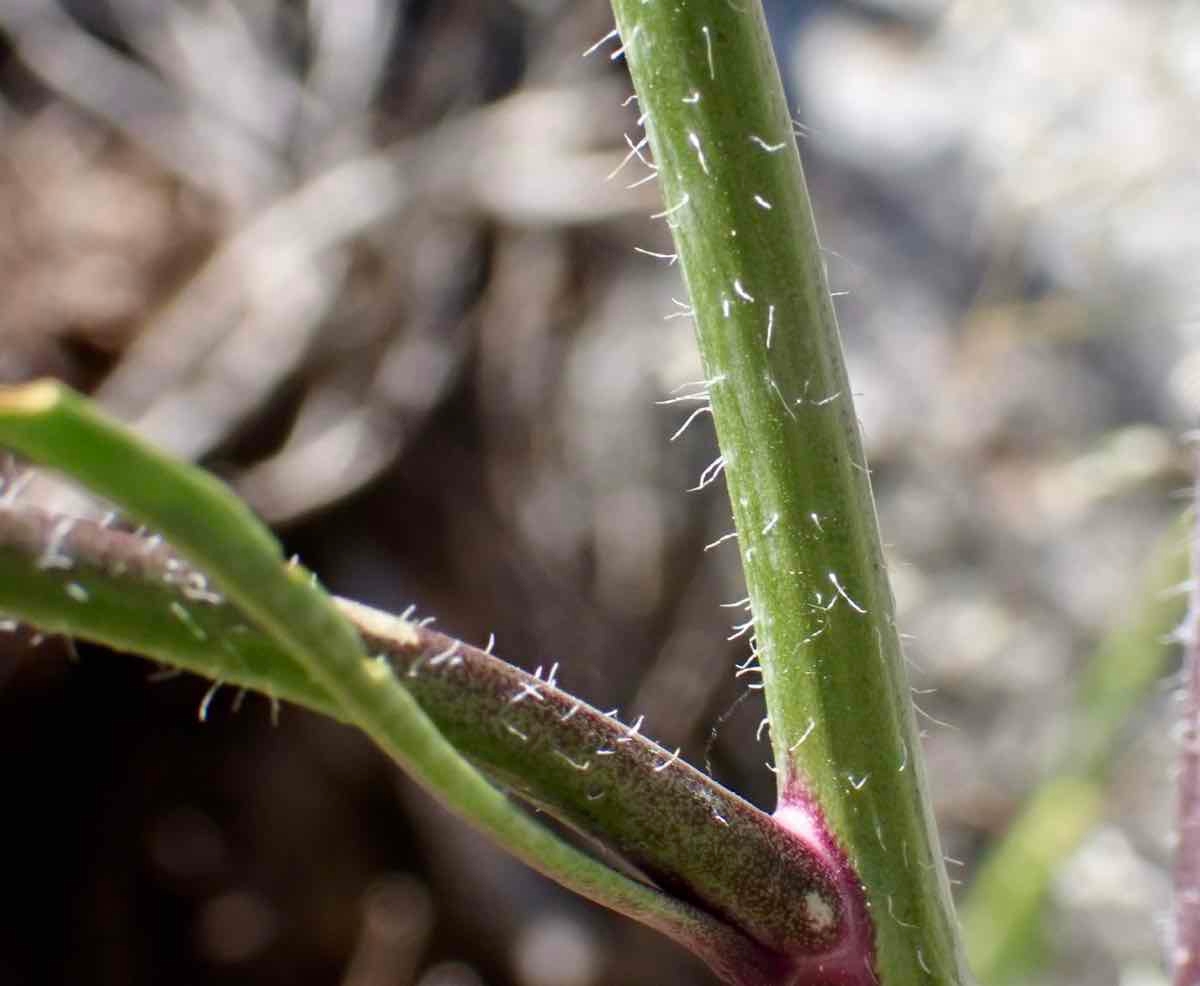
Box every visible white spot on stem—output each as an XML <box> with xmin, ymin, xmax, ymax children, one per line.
<box><xmin>805</xmin><ymin>891</ymin><xmax>836</xmax><ymax>934</ymax></box>
<box><xmin>654</xmin><ymin>747</ymin><xmax>682</xmax><ymax>771</ymax></box>
<box><xmin>687</xmin><ymin>132</ymin><xmax>710</xmax><ymax>175</ymax></box>
<box><xmin>170</xmin><ymin>602</ymin><xmax>208</xmax><ymax>641</ymax></box>
<box><xmin>800</xmin><ymin>618</ymin><xmax>828</xmax><ymax>645</ymax></box>
<box><xmin>828</xmin><ymin>572</ymin><xmax>867</xmax><ymax>614</ymax></box>
<box><xmin>651</xmin><ymin>192</ymin><xmax>690</xmax><ymax>220</ymax></box>
<box><xmin>617</xmin><ymin>715</ymin><xmax>645</xmax><ymax>743</ymax></box>
<box><xmin>789</xmin><ymin>718</ymin><xmax>816</xmax><ymax>751</ymax></box>
<box><xmin>916</xmin><ymin>948</ymin><xmax>932</xmax><ymax>976</ymax></box>
<box><xmin>887</xmin><ymin>895</ymin><xmax>919</xmax><ymax>929</ymax></box>
<box><xmin>554</xmin><ymin>751</ymin><xmax>591</xmax><ymax>771</ymax></box>
<box><xmin>749</xmin><ymin>135</ymin><xmax>786</xmax><ymax>152</ymax></box>
<box><xmin>39</xmin><ymin>517</ymin><xmax>75</xmax><ymax>571</ymax></box>
<box><xmin>768</xmin><ymin>376</ymin><xmax>797</xmax><ymax>420</ymax></box>
<box><xmin>183</xmin><ymin>572</ymin><xmax>222</xmax><ymax>605</ymax></box>
<box><xmin>429</xmin><ymin>643</ymin><xmax>459</xmax><ymax>667</ymax></box>
<box><xmin>510</xmin><ymin>680</ymin><xmax>545</xmax><ymax>704</ymax></box>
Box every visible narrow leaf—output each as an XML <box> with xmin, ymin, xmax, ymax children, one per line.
<box><xmin>0</xmin><ymin>502</ymin><xmax>853</xmax><ymax>977</ymax></box>
<box><xmin>0</xmin><ymin>382</ymin><xmax>776</xmax><ymax>984</ymax></box>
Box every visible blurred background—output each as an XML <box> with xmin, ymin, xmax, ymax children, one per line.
<box><xmin>0</xmin><ymin>0</ymin><xmax>1197</xmax><ymax>984</ymax></box>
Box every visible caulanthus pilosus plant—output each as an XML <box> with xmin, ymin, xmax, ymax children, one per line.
<box><xmin>0</xmin><ymin>1</ymin><xmax>963</xmax><ymax>982</ymax></box>
<box><xmin>0</xmin><ymin>2</ymin><xmax>1192</xmax><ymax>986</ymax></box>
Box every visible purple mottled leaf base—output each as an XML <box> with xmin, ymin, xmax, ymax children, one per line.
<box><xmin>773</xmin><ymin>780</ymin><xmax>877</xmax><ymax>986</ymax></box>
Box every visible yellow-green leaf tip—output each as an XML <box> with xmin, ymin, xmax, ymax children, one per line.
<box><xmin>0</xmin><ymin>380</ymin><xmax>63</xmax><ymax>415</ymax></box>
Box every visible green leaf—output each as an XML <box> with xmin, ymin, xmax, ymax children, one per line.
<box><xmin>0</xmin><ymin>381</ymin><xmax>777</xmax><ymax>985</ymax></box>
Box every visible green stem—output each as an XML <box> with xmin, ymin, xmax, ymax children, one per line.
<box><xmin>607</xmin><ymin>2</ymin><xmax>969</xmax><ymax>983</ymax></box>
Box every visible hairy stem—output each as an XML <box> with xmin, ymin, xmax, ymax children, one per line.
<box><xmin>606</xmin><ymin>1</ymin><xmax>969</xmax><ymax>982</ymax></box>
